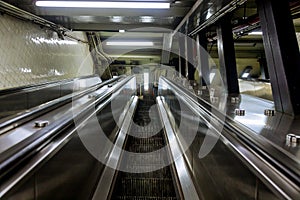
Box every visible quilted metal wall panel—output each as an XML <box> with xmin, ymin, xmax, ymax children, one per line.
<box><xmin>0</xmin><ymin>15</ymin><xmax>94</xmax><ymax>90</ymax></box>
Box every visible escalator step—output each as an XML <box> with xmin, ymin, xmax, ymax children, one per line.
<box><xmin>111</xmin><ymin>94</ymin><xmax>177</xmax><ymax>200</ymax></box>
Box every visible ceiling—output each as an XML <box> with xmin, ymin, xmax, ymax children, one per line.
<box><xmin>2</xmin><ymin>0</ymin><xmax>300</xmax><ymax>61</ymax></box>
<box><xmin>4</xmin><ymin>0</ymin><xmax>197</xmax><ymax>31</ymax></box>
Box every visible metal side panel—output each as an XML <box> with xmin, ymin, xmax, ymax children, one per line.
<box><xmin>156</xmin><ymin>96</ymin><xmax>200</xmax><ymax>200</ymax></box>
<box><xmin>92</xmin><ymin>96</ymin><xmax>138</xmax><ymax>200</ymax></box>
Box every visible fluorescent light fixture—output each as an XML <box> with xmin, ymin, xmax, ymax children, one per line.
<box><xmin>144</xmin><ymin>72</ymin><xmax>149</xmax><ymax>91</ymax></box>
<box><xmin>119</xmin><ymin>30</ymin><xmax>125</xmax><ymax>33</ymax></box>
<box><xmin>249</xmin><ymin>31</ymin><xmax>263</xmax><ymax>35</ymax></box>
<box><xmin>35</xmin><ymin>1</ymin><xmax>170</xmax><ymax>9</ymax></box>
<box><xmin>110</xmin><ymin>16</ymin><xmax>123</xmax><ymax>23</ymax></box>
<box><xmin>110</xmin><ymin>55</ymin><xmax>160</xmax><ymax>58</ymax></box>
<box><xmin>140</xmin><ymin>16</ymin><xmax>155</xmax><ymax>23</ymax></box>
<box><xmin>106</xmin><ymin>41</ymin><xmax>154</xmax><ymax>46</ymax></box>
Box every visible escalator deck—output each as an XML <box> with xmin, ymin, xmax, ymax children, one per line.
<box><xmin>111</xmin><ymin>94</ymin><xmax>178</xmax><ymax>200</ymax></box>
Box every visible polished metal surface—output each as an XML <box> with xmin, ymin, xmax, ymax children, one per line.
<box><xmin>0</xmin><ymin>76</ymin><xmax>134</xmax><ymax>168</ymax></box>
<box><xmin>158</xmin><ymin>76</ymin><xmax>300</xmax><ymax>199</ymax></box>
<box><xmin>92</xmin><ymin>96</ymin><xmax>138</xmax><ymax>200</ymax></box>
<box><xmin>0</xmin><ymin>76</ymin><xmax>137</xmax><ymax>199</ymax></box>
<box><xmin>0</xmin><ymin>75</ymin><xmax>101</xmax><ymax>119</ymax></box>
<box><xmin>156</xmin><ymin>96</ymin><xmax>200</xmax><ymax>200</ymax></box>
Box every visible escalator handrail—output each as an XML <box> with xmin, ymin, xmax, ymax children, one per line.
<box><xmin>92</xmin><ymin>96</ymin><xmax>138</xmax><ymax>200</ymax></box>
<box><xmin>161</xmin><ymin>77</ymin><xmax>300</xmax><ymax>180</ymax></box>
<box><xmin>0</xmin><ymin>76</ymin><xmax>134</xmax><ymax>180</ymax></box>
<box><xmin>159</xmin><ymin>76</ymin><xmax>300</xmax><ymax>200</ymax></box>
<box><xmin>0</xmin><ymin>90</ymin><xmax>137</xmax><ymax>198</ymax></box>
<box><xmin>156</xmin><ymin>96</ymin><xmax>200</xmax><ymax>200</ymax></box>
<box><xmin>0</xmin><ymin>76</ymin><xmax>122</xmax><ymax>135</ymax></box>
<box><xmin>0</xmin><ymin>75</ymin><xmax>98</xmax><ymax>96</ymax></box>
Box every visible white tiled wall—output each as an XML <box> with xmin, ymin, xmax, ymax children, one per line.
<box><xmin>0</xmin><ymin>15</ymin><xmax>94</xmax><ymax>90</ymax></box>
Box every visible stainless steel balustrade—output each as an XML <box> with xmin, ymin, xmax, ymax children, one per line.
<box><xmin>0</xmin><ymin>76</ymin><xmax>136</xmax><ymax>199</ymax></box>
<box><xmin>158</xmin><ymin>76</ymin><xmax>300</xmax><ymax>200</ymax></box>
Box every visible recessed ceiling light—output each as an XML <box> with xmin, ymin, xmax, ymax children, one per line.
<box><xmin>106</xmin><ymin>41</ymin><xmax>154</xmax><ymax>46</ymax></box>
<box><xmin>119</xmin><ymin>30</ymin><xmax>125</xmax><ymax>33</ymax></box>
<box><xmin>35</xmin><ymin>1</ymin><xmax>170</xmax><ymax>9</ymax></box>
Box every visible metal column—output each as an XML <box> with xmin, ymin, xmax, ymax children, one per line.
<box><xmin>198</xmin><ymin>32</ymin><xmax>210</xmax><ymax>86</ymax></box>
<box><xmin>257</xmin><ymin>0</ymin><xmax>300</xmax><ymax>115</ymax></box>
<box><xmin>178</xmin><ymin>34</ymin><xmax>186</xmax><ymax>78</ymax></box>
<box><xmin>187</xmin><ymin>36</ymin><xmax>196</xmax><ymax>81</ymax></box>
<box><xmin>217</xmin><ymin>15</ymin><xmax>240</xmax><ymax>95</ymax></box>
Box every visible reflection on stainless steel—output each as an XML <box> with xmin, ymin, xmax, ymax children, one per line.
<box><xmin>239</xmin><ymin>79</ymin><xmax>273</xmax><ymax>101</ymax></box>
<box><xmin>158</xmin><ymin>76</ymin><xmax>300</xmax><ymax>200</ymax></box>
<box><xmin>0</xmin><ymin>77</ymin><xmax>126</xmax><ymax>154</ymax></box>
<box><xmin>92</xmin><ymin>96</ymin><xmax>138</xmax><ymax>200</ymax></box>
<box><xmin>157</xmin><ymin>96</ymin><xmax>200</xmax><ymax>200</ymax></box>
<box><xmin>0</xmin><ymin>76</ymin><xmax>137</xmax><ymax>199</ymax></box>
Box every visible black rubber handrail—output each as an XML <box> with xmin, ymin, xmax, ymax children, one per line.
<box><xmin>0</xmin><ymin>76</ymin><xmax>134</xmax><ymax>180</ymax></box>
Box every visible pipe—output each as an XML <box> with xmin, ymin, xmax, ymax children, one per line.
<box><xmin>0</xmin><ymin>1</ymin><xmax>86</xmax><ymax>43</ymax></box>
<box><xmin>189</xmin><ymin>0</ymin><xmax>247</xmax><ymax>36</ymax></box>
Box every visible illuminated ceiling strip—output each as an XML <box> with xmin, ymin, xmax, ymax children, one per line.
<box><xmin>35</xmin><ymin>1</ymin><xmax>170</xmax><ymax>9</ymax></box>
<box><xmin>249</xmin><ymin>31</ymin><xmax>263</xmax><ymax>35</ymax></box>
<box><xmin>106</xmin><ymin>41</ymin><xmax>154</xmax><ymax>46</ymax></box>
<box><xmin>110</xmin><ymin>55</ymin><xmax>160</xmax><ymax>58</ymax></box>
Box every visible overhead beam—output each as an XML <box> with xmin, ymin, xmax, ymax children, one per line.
<box><xmin>33</xmin><ymin>7</ymin><xmax>189</xmax><ymax>17</ymax></box>
<box><xmin>173</xmin><ymin>0</ymin><xmax>203</xmax><ymax>34</ymax></box>
<box><xmin>58</xmin><ymin>23</ymin><xmax>173</xmax><ymax>31</ymax></box>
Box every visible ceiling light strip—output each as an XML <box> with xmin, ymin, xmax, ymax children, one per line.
<box><xmin>106</xmin><ymin>41</ymin><xmax>154</xmax><ymax>46</ymax></box>
<box><xmin>35</xmin><ymin>1</ymin><xmax>170</xmax><ymax>9</ymax></box>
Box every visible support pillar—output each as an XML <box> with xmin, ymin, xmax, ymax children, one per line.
<box><xmin>178</xmin><ymin>34</ymin><xmax>186</xmax><ymax>77</ymax></box>
<box><xmin>187</xmin><ymin>36</ymin><xmax>196</xmax><ymax>80</ymax></box>
<box><xmin>257</xmin><ymin>0</ymin><xmax>300</xmax><ymax>115</ymax></box>
<box><xmin>217</xmin><ymin>15</ymin><xmax>240</xmax><ymax>95</ymax></box>
<box><xmin>198</xmin><ymin>32</ymin><xmax>210</xmax><ymax>86</ymax></box>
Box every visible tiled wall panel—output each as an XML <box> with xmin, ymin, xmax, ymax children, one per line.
<box><xmin>0</xmin><ymin>15</ymin><xmax>94</xmax><ymax>90</ymax></box>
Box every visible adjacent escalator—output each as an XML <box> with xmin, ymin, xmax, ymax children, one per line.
<box><xmin>110</xmin><ymin>94</ymin><xmax>178</xmax><ymax>200</ymax></box>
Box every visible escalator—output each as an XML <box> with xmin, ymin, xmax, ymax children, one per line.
<box><xmin>1</xmin><ymin>75</ymin><xmax>298</xmax><ymax>200</ymax></box>
<box><xmin>110</xmin><ymin>94</ymin><xmax>178</xmax><ymax>200</ymax></box>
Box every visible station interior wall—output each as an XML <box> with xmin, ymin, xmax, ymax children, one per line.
<box><xmin>0</xmin><ymin>15</ymin><xmax>94</xmax><ymax>90</ymax></box>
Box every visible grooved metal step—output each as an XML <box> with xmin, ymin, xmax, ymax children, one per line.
<box><xmin>111</xmin><ymin>94</ymin><xmax>177</xmax><ymax>200</ymax></box>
